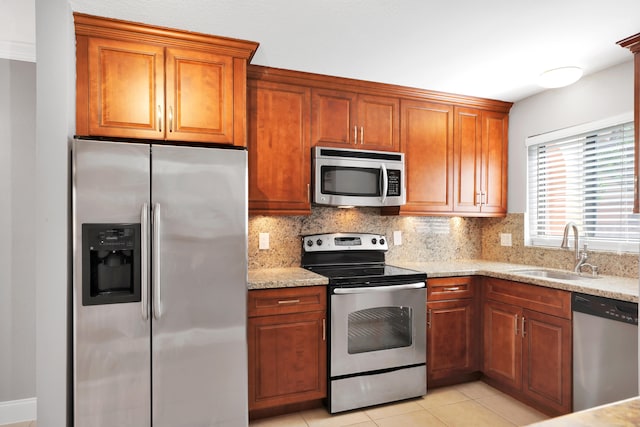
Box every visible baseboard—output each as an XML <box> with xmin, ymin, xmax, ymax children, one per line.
<box><xmin>0</xmin><ymin>398</ymin><xmax>37</xmax><ymax>425</ymax></box>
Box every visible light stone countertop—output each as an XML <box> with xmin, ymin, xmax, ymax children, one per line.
<box><xmin>248</xmin><ymin>259</ymin><xmax>639</xmax><ymax>302</ymax></box>
<box><xmin>526</xmin><ymin>397</ymin><xmax>640</xmax><ymax>427</ymax></box>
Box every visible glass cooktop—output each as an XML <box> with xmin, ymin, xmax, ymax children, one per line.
<box><xmin>305</xmin><ymin>264</ymin><xmax>426</xmax><ymax>286</ymax></box>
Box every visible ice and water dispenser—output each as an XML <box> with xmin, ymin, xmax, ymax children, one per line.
<box><xmin>82</xmin><ymin>223</ymin><xmax>142</xmax><ymax>305</ymax></box>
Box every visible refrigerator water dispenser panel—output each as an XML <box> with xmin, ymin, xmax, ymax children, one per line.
<box><xmin>82</xmin><ymin>223</ymin><xmax>141</xmax><ymax>305</ymax></box>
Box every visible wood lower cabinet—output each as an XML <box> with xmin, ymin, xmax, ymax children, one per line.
<box><xmin>74</xmin><ymin>13</ymin><xmax>258</xmax><ymax>145</ymax></box>
<box><xmin>427</xmin><ymin>277</ymin><xmax>479</xmax><ymax>386</ymax></box>
<box><xmin>483</xmin><ymin>278</ymin><xmax>572</xmax><ymax>416</ymax></box>
<box><xmin>311</xmin><ymin>88</ymin><xmax>400</xmax><ymax>151</ymax></box>
<box><xmin>247</xmin><ymin>287</ymin><xmax>327</xmax><ymax>413</ymax></box>
<box><xmin>247</xmin><ymin>78</ymin><xmax>311</xmax><ymax>215</ymax></box>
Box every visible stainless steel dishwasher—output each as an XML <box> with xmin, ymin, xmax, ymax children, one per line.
<box><xmin>572</xmin><ymin>292</ymin><xmax>638</xmax><ymax>411</ymax></box>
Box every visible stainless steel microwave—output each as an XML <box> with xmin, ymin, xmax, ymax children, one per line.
<box><xmin>313</xmin><ymin>147</ymin><xmax>406</xmax><ymax>207</ymax></box>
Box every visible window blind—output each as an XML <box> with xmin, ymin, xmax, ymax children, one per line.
<box><xmin>527</xmin><ymin>119</ymin><xmax>638</xmax><ymax>252</ymax></box>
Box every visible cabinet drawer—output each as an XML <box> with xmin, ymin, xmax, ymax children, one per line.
<box><xmin>428</xmin><ymin>276</ymin><xmax>475</xmax><ymax>301</ymax></box>
<box><xmin>483</xmin><ymin>278</ymin><xmax>571</xmax><ymax>319</ymax></box>
<box><xmin>248</xmin><ymin>286</ymin><xmax>326</xmax><ymax>317</ymax></box>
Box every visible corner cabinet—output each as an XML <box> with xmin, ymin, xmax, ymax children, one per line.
<box><xmin>618</xmin><ymin>33</ymin><xmax>640</xmax><ymax>213</ymax></box>
<box><xmin>247</xmin><ymin>287</ymin><xmax>327</xmax><ymax>414</ymax></box>
<box><xmin>453</xmin><ymin>108</ymin><xmax>509</xmax><ymax>216</ymax></box>
<box><xmin>426</xmin><ymin>277</ymin><xmax>480</xmax><ymax>386</ymax></box>
<box><xmin>74</xmin><ymin>13</ymin><xmax>258</xmax><ymax>145</ymax></box>
<box><xmin>482</xmin><ymin>278</ymin><xmax>572</xmax><ymax>416</ymax></box>
<box><xmin>247</xmin><ymin>75</ymin><xmax>312</xmax><ymax>215</ymax></box>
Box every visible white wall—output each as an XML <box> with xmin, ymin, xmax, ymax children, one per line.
<box><xmin>508</xmin><ymin>60</ymin><xmax>634</xmax><ymax>213</ymax></box>
<box><xmin>0</xmin><ymin>57</ymin><xmax>37</xmax><ymax>404</ymax></box>
<box><xmin>0</xmin><ymin>0</ymin><xmax>35</xmax><ymax>61</ymax></box>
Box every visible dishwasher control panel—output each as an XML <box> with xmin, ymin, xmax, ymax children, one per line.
<box><xmin>572</xmin><ymin>292</ymin><xmax>638</xmax><ymax>325</ymax></box>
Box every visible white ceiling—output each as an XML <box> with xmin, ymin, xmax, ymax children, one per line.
<box><xmin>9</xmin><ymin>1</ymin><xmax>640</xmax><ymax>102</ymax></box>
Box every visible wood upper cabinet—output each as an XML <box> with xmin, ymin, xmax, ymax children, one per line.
<box><xmin>396</xmin><ymin>100</ymin><xmax>454</xmax><ymax>214</ymax></box>
<box><xmin>248</xmin><ymin>78</ymin><xmax>311</xmax><ymax>215</ymax></box>
<box><xmin>453</xmin><ymin>107</ymin><xmax>509</xmax><ymax>215</ymax></box>
<box><xmin>482</xmin><ymin>278</ymin><xmax>572</xmax><ymax>416</ymax></box>
<box><xmin>426</xmin><ymin>277</ymin><xmax>479</xmax><ymax>385</ymax></box>
<box><xmin>311</xmin><ymin>88</ymin><xmax>400</xmax><ymax>151</ymax></box>
<box><xmin>247</xmin><ymin>287</ymin><xmax>327</xmax><ymax>412</ymax></box>
<box><xmin>618</xmin><ymin>33</ymin><xmax>640</xmax><ymax>213</ymax></box>
<box><xmin>74</xmin><ymin>13</ymin><xmax>258</xmax><ymax>145</ymax></box>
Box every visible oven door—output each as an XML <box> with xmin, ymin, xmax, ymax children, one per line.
<box><xmin>330</xmin><ymin>282</ymin><xmax>426</xmax><ymax>377</ymax></box>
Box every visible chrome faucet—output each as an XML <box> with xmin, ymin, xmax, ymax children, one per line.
<box><xmin>560</xmin><ymin>222</ymin><xmax>589</xmax><ymax>273</ymax></box>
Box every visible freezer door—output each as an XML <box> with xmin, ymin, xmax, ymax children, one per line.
<box><xmin>151</xmin><ymin>145</ymin><xmax>248</xmax><ymax>426</ymax></box>
<box><xmin>72</xmin><ymin>139</ymin><xmax>151</xmax><ymax>426</ymax></box>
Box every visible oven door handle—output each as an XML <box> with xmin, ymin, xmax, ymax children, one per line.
<box><xmin>333</xmin><ymin>282</ymin><xmax>425</xmax><ymax>294</ymax></box>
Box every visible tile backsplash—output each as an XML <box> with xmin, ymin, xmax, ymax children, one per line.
<box><xmin>249</xmin><ymin>209</ymin><xmax>639</xmax><ymax>278</ymax></box>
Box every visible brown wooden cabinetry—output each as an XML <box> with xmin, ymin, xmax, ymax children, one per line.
<box><xmin>618</xmin><ymin>33</ymin><xmax>640</xmax><ymax>213</ymax></box>
<box><xmin>426</xmin><ymin>277</ymin><xmax>480</xmax><ymax>386</ymax></box>
<box><xmin>453</xmin><ymin>108</ymin><xmax>509</xmax><ymax>216</ymax></box>
<box><xmin>312</xmin><ymin>89</ymin><xmax>400</xmax><ymax>151</ymax></box>
<box><xmin>247</xmin><ymin>78</ymin><xmax>312</xmax><ymax>215</ymax></box>
<box><xmin>74</xmin><ymin>13</ymin><xmax>258</xmax><ymax>145</ymax></box>
<box><xmin>247</xmin><ymin>287</ymin><xmax>327</xmax><ymax>413</ymax></box>
<box><xmin>482</xmin><ymin>278</ymin><xmax>572</xmax><ymax>416</ymax></box>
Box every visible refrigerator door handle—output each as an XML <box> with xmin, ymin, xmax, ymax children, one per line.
<box><xmin>141</xmin><ymin>203</ymin><xmax>149</xmax><ymax>321</ymax></box>
<box><xmin>152</xmin><ymin>203</ymin><xmax>163</xmax><ymax>319</ymax></box>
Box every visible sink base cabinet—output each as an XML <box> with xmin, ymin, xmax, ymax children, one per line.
<box><xmin>427</xmin><ymin>277</ymin><xmax>480</xmax><ymax>387</ymax></box>
<box><xmin>247</xmin><ymin>287</ymin><xmax>327</xmax><ymax>416</ymax></box>
<box><xmin>482</xmin><ymin>278</ymin><xmax>572</xmax><ymax>416</ymax></box>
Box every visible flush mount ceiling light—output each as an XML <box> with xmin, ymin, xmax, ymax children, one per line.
<box><xmin>537</xmin><ymin>66</ymin><xmax>583</xmax><ymax>88</ymax></box>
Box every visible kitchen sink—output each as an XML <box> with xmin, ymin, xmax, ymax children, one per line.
<box><xmin>510</xmin><ymin>268</ymin><xmax>600</xmax><ymax>281</ymax></box>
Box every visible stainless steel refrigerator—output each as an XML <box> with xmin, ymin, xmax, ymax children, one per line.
<box><xmin>71</xmin><ymin>139</ymin><xmax>248</xmax><ymax>426</ymax></box>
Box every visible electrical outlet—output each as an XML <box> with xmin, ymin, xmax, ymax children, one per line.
<box><xmin>500</xmin><ymin>233</ymin><xmax>512</xmax><ymax>247</ymax></box>
<box><xmin>393</xmin><ymin>230</ymin><xmax>402</xmax><ymax>246</ymax></box>
<box><xmin>259</xmin><ymin>233</ymin><xmax>270</xmax><ymax>250</ymax></box>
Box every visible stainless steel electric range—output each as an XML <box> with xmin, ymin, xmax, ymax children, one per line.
<box><xmin>302</xmin><ymin>232</ymin><xmax>427</xmax><ymax>413</ymax></box>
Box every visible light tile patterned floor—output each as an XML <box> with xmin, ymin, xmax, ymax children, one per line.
<box><xmin>0</xmin><ymin>421</ymin><xmax>36</xmax><ymax>427</ymax></box>
<box><xmin>250</xmin><ymin>381</ymin><xmax>550</xmax><ymax>427</ymax></box>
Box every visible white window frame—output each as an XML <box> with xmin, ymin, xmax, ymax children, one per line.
<box><xmin>525</xmin><ymin>112</ymin><xmax>638</xmax><ymax>253</ymax></box>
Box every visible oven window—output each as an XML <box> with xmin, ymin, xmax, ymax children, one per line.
<box><xmin>347</xmin><ymin>306</ymin><xmax>412</xmax><ymax>354</ymax></box>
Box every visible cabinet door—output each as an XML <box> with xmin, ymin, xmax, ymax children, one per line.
<box><xmin>427</xmin><ymin>298</ymin><xmax>478</xmax><ymax>382</ymax></box>
<box><xmin>247</xmin><ymin>311</ymin><xmax>327</xmax><ymax>410</ymax></box>
<box><xmin>480</xmin><ymin>111</ymin><xmax>508</xmax><ymax>214</ymax></box>
<box><xmin>483</xmin><ymin>300</ymin><xmax>522</xmax><ymax>391</ymax></box>
<box><xmin>399</xmin><ymin>100</ymin><xmax>453</xmax><ymax>214</ymax></box>
<box><xmin>453</xmin><ymin>107</ymin><xmax>482</xmax><ymax>213</ymax></box>
<box><xmin>522</xmin><ymin>309</ymin><xmax>572</xmax><ymax>414</ymax></box>
<box><xmin>356</xmin><ymin>94</ymin><xmax>400</xmax><ymax>151</ymax></box>
<box><xmin>165</xmin><ymin>47</ymin><xmax>235</xmax><ymax>144</ymax></box>
<box><xmin>248</xmin><ymin>80</ymin><xmax>312</xmax><ymax>215</ymax></box>
<box><xmin>311</xmin><ymin>89</ymin><xmax>357</xmax><ymax>147</ymax></box>
<box><xmin>85</xmin><ymin>37</ymin><xmax>165</xmax><ymax>139</ymax></box>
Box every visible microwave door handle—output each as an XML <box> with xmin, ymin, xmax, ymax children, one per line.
<box><xmin>380</xmin><ymin>163</ymin><xmax>388</xmax><ymax>203</ymax></box>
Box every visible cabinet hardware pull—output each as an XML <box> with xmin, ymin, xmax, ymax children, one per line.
<box><xmin>354</xmin><ymin>125</ymin><xmax>357</xmax><ymax>144</ymax></box>
<box><xmin>169</xmin><ymin>106</ymin><xmax>173</xmax><ymax>132</ymax></box>
<box><xmin>514</xmin><ymin>314</ymin><xmax>519</xmax><ymax>336</ymax></box>
<box><xmin>482</xmin><ymin>191</ymin><xmax>487</xmax><ymax>206</ymax></box>
<box><xmin>157</xmin><ymin>105</ymin><xmax>162</xmax><ymax>132</ymax></box>
<box><xmin>307</xmin><ymin>183</ymin><xmax>310</xmax><ymax>202</ymax></box>
<box><xmin>521</xmin><ymin>316</ymin><xmax>526</xmax><ymax>337</ymax></box>
<box><xmin>427</xmin><ymin>309</ymin><xmax>432</xmax><ymax>329</ymax></box>
<box><xmin>442</xmin><ymin>287</ymin><xmax>460</xmax><ymax>292</ymax></box>
<box><xmin>360</xmin><ymin>126</ymin><xmax>364</xmax><ymax>144</ymax></box>
<box><xmin>277</xmin><ymin>299</ymin><xmax>300</xmax><ymax>305</ymax></box>
<box><xmin>476</xmin><ymin>192</ymin><xmax>481</xmax><ymax>205</ymax></box>
<box><xmin>322</xmin><ymin>318</ymin><xmax>326</xmax><ymax>341</ymax></box>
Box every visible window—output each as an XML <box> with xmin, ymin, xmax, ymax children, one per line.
<box><xmin>526</xmin><ymin>113</ymin><xmax>638</xmax><ymax>252</ymax></box>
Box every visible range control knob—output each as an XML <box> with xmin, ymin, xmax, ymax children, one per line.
<box><xmin>371</xmin><ymin>238</ymin><xmax>377</xmax><ymax>245</ymax></box>
<box><xmin>316</xmin><ymin>239</ymin><xmax>323</xmax><ymax>246</ymax></box>
<box><xmin>306</xmin><ymin>239</ymin><xmax>313</xmax><ymax>247</ymax></box>
<box><xmin>379</xmin><ymin>238</ymin><xmax>385</xmax><ymax>245</ymax></box>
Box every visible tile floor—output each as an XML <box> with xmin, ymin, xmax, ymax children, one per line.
<box><xmin>0</xmin><ymin>422</ymin><xmax>36</xmax><ymax>427</ymax></box>
<box><xmin>249</xmin><ymin>381</ymin><xmax>550</xmax><ymax>427</ymax></box>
